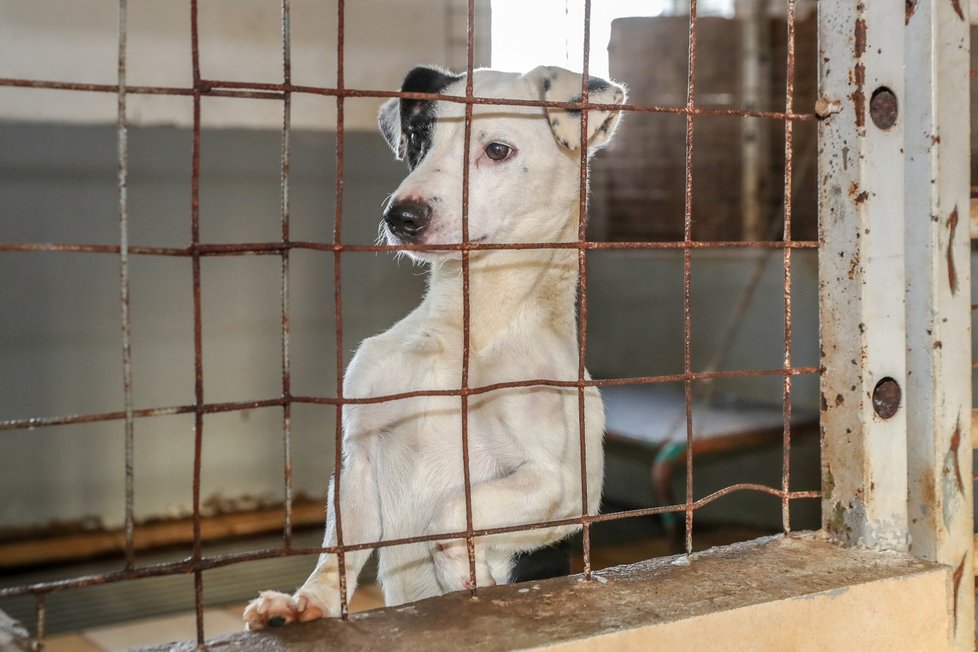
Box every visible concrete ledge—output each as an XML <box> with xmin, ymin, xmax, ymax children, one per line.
<box><xmin>144</xmin><ymin>533</ymin><xmax>952</xmax><ymax>651</ymax></box>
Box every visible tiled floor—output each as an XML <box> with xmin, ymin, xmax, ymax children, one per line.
<box><xmin>42</xmin><ymin>585</ymin><xmax>386</xmax><ymax>651</ymax></box>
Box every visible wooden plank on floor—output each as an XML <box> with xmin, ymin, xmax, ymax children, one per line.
<box><xmin>0</xmin><ymin>502</ymin><xmax>325</xmax><ymax>569</ymax></box>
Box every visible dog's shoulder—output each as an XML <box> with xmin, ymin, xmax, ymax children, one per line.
<box><xmin>345</xmin><ymin>314</ymin><xmax>455</xmax><ymax>395</ymax></box>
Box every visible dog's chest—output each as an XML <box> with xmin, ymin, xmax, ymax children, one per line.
<box><xmin>344</xmin><ymin>326</ymin><xmax>550</xmax><ymax>446</ymax></box>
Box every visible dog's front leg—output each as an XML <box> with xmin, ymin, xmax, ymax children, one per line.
<box><xmin>243</xmin><ymin>442</ymin><xmax>380</xmax><ymax>629</ymax></box>
<box><xmin>431</xmin><ymin>463</ymin><xmax>572</xmax><ymax>592</ymax></box>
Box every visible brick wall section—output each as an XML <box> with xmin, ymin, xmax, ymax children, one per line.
<box><xmin>590</xmin><ymin>16</ymin><xmax>817</xmax><ymax>243</ymax></box>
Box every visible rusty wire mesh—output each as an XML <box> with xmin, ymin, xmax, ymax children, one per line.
<box><xmin>0</xmin><ymin>0</ymin><xmax>821</xmax><ymax>645</ymax></box>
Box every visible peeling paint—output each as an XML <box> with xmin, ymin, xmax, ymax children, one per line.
<box><xmin>840</xmin><ymin>499</ymin><xmax>909</xmax><ymax>550</ymax></box>
<box><xmin>829</xmin><ymin>502</ymin><xmax>847</xmax><ymax>535</ymax></box>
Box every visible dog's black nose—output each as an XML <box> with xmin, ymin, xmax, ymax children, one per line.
<box><xmin>384</xmin><ymin>200</ymin><xmax>432</xmax><ymax>240</ymax></box>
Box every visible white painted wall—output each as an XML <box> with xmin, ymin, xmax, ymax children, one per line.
<box><xmin>0</xmin><ymin>0</ymin><xmax>490</xmax><ymax>130</ymax></box>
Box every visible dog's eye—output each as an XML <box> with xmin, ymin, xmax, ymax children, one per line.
<box><xmin>485</xmin><ymin>142</ymin><xmax>513</xmax><ymax>161</ymax></box>
<box><xmin>408</xmin><ymin>131</ymin><xmax>423</xmax><ymax>150</ymax></box>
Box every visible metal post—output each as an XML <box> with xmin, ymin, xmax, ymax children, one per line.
<box><xmin>904</xmin><ymin>0</ymin><xmax>973</xmax><ymax>648</ymax></box>
<box><xmin>817</xmin><ymin>1</ymin><xmax>909</xmax><ymax>551</ymax></box>
<box><xmin>740</xmin><ymin>0</ymin><xmax>770</xmax><ymax>241</ymax></box>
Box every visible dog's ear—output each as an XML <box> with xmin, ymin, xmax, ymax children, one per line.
<box><xmin>378</xmin><ymin>98</ymin><xmax>403</xmax><ymax>159</ymax></box>
<box><xmin>526</xmin><ymin>66</ymin><xmax>627</xmax><ymax>154</ymax></box>
<box><xmin>378</xmin><ymin>66</ymin><xmax>463</xmax><ymax>161</ymax></box>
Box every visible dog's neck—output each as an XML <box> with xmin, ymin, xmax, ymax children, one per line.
<box><xmin>424</xmin><ymin>204</ymin><xmax>582</xmax><ymax>355</ymax></box>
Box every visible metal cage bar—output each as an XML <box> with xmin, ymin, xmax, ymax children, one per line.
<box><xmin>332</xmin><ymin>0</ymin><xmax>350</xmax><ymax>622</ymax></box>
<box><xmin>577</xmin><ymin>0</ymin><xmax>594</xmax><ymax>577</ymax></box>
<box><xmin>459</xmin><ymin>0</ymin><xmax>479</xmax><ymax>594</ymax></box>
<box><xmin>115</xmin><ymin>0</ymin><xmax>136</xmax><ymax>572</ymax></box>
<box><xmin>780</xmin><ymin>0</ymin><xmax>797</xmax><ymax>533</ymax></box>
<box><xmin>279</xmin><ymin>0</ymin><xmax>296</xmax><ymax>552</ymax></box>
<box><xmin>0</xmin><ymin>1</ymin><xmax>825</xmax><ymax>643</ymax></box>
<box><xmin>681</xmin><ymin>0</ymin><xmax>700</xmax><ymax>558</ymax></box>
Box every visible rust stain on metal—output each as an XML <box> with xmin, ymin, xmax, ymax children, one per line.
<box><xmin>852</xmin><ymin>64</ymin><xmax>866</xmax><ymax>128</ymax></box>
<box><xmin>947</xmin><ymin>422</ymin><xmax>964</xmax><ymax>493</ymax></box>
<box><xmin>952</xmin><ymin>555</ymin><xmax>966</xmax><ymax>628</ymax></box>
<box><xmin>919</xmin><ymin>467</ymin><xmax>936</xmax><ymax>514</ymax></box>
<box><xmin>854</xmin><ymin>19</ymin><xmax>867</xmax><ymax>57</ymax></box>
<box><xmin>950</xmin><ymin>0</ymin><xmax>965</xmax><ymax>21</ymax></box>
<box><xmin>847</xmin><ymin>252</ymin><xmax>859</xmax><ymax>280</ymax></box>
<box><xmin>946</xmin><ymin>207</ymin><xmax>958</xmax><ymax>295</ymax></box>
<box><xmin>905</xmin><ymin>0</ymin><xmax>918</xmax><ymax>23</ymax></box>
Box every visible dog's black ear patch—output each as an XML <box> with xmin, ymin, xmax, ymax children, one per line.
<box><xmin>377</xmin><ymin>66</ymin><xmax>463</xmax><ymax>167</ymax></box>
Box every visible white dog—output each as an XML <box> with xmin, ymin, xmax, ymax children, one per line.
<box><xmin>243</xmin><ymin>65</ymin><xmax>625</xmax><ymax>629</ymax></box>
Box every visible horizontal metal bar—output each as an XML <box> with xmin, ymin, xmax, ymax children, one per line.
<box><xmin>0</xmin><ymin>240</ymin><xmax>820</xmax><ymax>258</ymax></box>
<box><xmin>0</xmin><ymin>77</ymin><xmax>817</xmax><ymax>122</ymax></box>
<box><xmin>0</xmin><ymin>367</ymin><xmax>820</xmax><ymax>431</ymax></box>
<box><xmin>0</xmin><ymin>484</ymin><xmax>820</xmax><ymax>599</ymax></box>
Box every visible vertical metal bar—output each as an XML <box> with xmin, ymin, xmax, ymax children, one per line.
<box><xmin>818</xmin><ymin>0</ymin><xmax>909</xmax><ymax>551</ymax></box>
<box><xmin>332</xmin><ymin>0</ymin><xmax>349</xmax><ymax>620</ymax></box>
<box><xmin>460</xmin><ymin>0</ymin><xmax>478</xmax><ymax>595</ymax></box>
<box><xmin>189</xmin><ymin>0</ymin><xmax>206</xmax><ymax>644</ymax></box>
<box><xmin>116</xmin><ymin>0</ymin><xmax>136</xmax><ymax>570</ymax></box>
<box><xmin>576</xmin><ymin>0</ymin><xmax>593</xmax><ymax>581</ymax></box>
<box><xmin>34</xmin><ymin>595</ymin><xmax>45</xmax><ymax>648</ymax></box>
<box><xmin>682</xmin><ymin>0</ymin><xmax>699</xmax><ymax>557</ymax></box>
<box><xmin>904</xmin><ymin>0</ymin><xmax>973</xmax><ymax>647</ymax></box>
<box><xmin>740</xmin><ymin>0</ymin><xmax>770</xmax><ymax>241</ymax></box>
<box><xmin>780</xmin><ymin>0</ymin><xmax>796</xmax><ymax>532</ymax></box>
<box><xmin>279</xmin><ymin>0</ymin><xmax>294</xmax><ymax>551</ymax></box>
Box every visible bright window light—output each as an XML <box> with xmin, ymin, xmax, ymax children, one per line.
<box><xmin>491</xmin><ymin>0</ymin><xmax>667</xmax><ymax>79</ymax></box>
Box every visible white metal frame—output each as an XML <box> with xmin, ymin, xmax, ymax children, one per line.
<box><xmin>819</xmin><ymin>1</ymin><xmax>973</xmax><ymax>649</ymax></box>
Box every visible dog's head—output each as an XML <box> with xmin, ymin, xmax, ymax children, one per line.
<box><xmin>377</xmin><ymin>65</ymin><xmax>626</xmax><ymax>261</ymax></box>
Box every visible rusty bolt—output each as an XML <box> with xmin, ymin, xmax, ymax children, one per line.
<box><xmin>815</xmin><ymin>97</ymin><xmax>842</xmax><ymax>119</ymax></box>
<box><xmin>869</xmin><ymin>87</ymin><xmax>898</xmax><ymax>130</ymax></box>
<box><xmin>872</xmin><ymin>377</ymin><xmax>901</xmax><ymax>419</ymax></box>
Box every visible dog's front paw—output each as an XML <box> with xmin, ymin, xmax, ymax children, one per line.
<box><xmin>432</xmin><ymin>540</ymin><xmax>495</xmax><ymax>592</ymax></box>
<box><xmin>242</xmin><ymin>587</ymin><xmax>337</xmax><ymax>630</ymax></box>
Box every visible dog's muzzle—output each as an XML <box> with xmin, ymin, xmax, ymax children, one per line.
<box><xmin>384</xmin><ymin>200</ymin><xmax>432</xmax><ymax>242</ymax></box>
